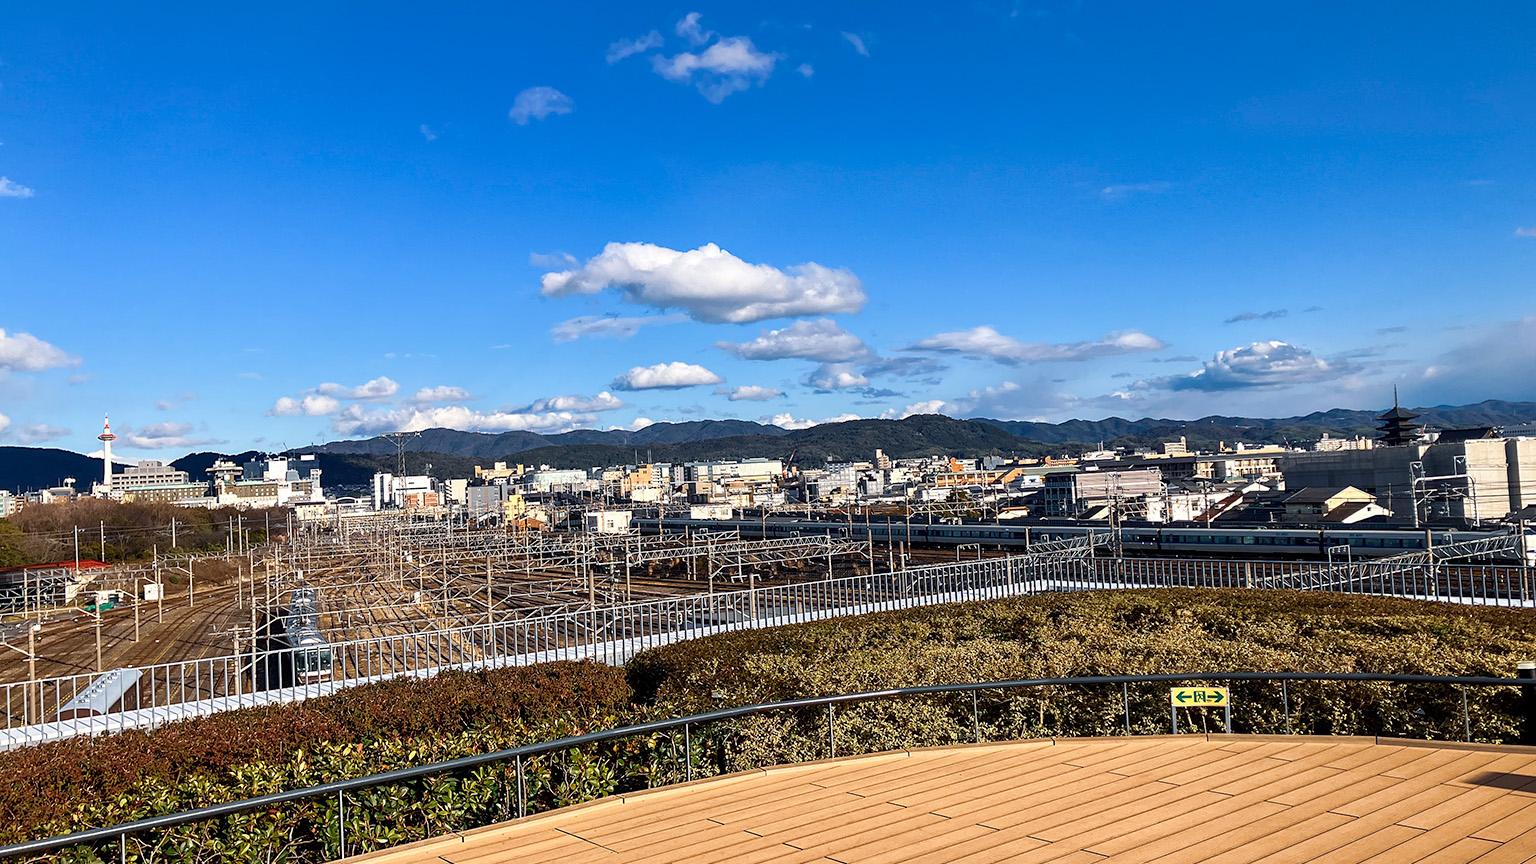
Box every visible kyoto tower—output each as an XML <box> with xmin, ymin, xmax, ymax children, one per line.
<box><xmin>97</xmin><ymin>414</ymin><xmax>116</xmax><ymax>493</ymax></box>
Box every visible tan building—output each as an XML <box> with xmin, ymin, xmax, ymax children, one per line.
<box><xmin>1281</xmin><ymin>486</ymin><xmax>1386</xmax><ymax>523</ymax></box>
<box><xmin>1281</xmin><ymin>436</ymin><xmax>1536</xmax><ymax>523</ymax></box>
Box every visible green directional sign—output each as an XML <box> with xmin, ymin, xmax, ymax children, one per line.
<box><xmin>1170</xmin><ymin>687</ymin><xmax>1229</xmax><ymax>708</ymax></box>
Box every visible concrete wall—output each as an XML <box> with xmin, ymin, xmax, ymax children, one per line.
<box><xmin>1282</xmin><ymin>437</ymin><xmax>1536</xmax><ymax>522</ymax></box>
<box><xmin>1509</xmin><ymin>439</ymin><xmax>1536</xmax><ymax>513</ymax></box>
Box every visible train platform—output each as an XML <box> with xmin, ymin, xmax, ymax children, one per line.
<box><xmin>343</xmin><ymin>734</ymin><xmax>1536</xmax><ymax>864</ymax></box>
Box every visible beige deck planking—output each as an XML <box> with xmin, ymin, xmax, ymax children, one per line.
<box><xmin>341</xmin><ymin>736</ymin><xmax>1536</xmax><ymax>864</ymax></box>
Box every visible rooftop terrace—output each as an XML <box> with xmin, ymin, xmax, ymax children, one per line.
<box><xmin>346</xmin><ymin>735</ymin><xmax>1536</xmax><ymax>864</ymax></box>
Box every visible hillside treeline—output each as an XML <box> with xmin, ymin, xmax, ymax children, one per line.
<box><xmin>0</xmin><ymin>500</ymin><xmax>290</xmax><ymax>567</ymax></box>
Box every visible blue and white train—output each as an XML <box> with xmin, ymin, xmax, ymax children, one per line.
<box><xmin>256</xmin><ymin>587</ymin><xmax>333</xmax><ymax>689</ymax></box>
<box><xmin>633</xmin><ymin>516</ymin><xmax>1531</xmax><ymax>562</ymax></box>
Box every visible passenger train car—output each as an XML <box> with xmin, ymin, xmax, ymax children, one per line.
<box><xmin>634</xmin><ymin>516</ymin><xmax>1529</xmax><ymax>562</ymax></box>
<box><xmin>255</xmin><ymin>587</ymin><xmax>334</xmax><ymax>690</ymax></box>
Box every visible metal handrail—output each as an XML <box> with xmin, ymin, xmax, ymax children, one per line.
<box><xmin>1</xmin><ymin>670</ymin><xmax>1532</xmax><ymax>860</ymax></box>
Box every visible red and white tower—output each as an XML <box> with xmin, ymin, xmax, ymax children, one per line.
<box><xmin>97</xmin><ymin>414</ymin><xmax>116</xmax><ymax>494</ymax></box>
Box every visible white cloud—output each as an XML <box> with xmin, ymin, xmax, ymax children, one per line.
<box><xmin>608</xmin><ymin>30</ymin><xmax>663</xmax><ymax>63</ymax></box>
<box><xmin>529</xmin><ymin>250</ymin><xmax>579</xmax><ymax>269</ymax></box>
<box><xmin>1153</xmin><ymin>341</ymin><xmax>1356</xmax><ymax>391</ymax></box>
<box><xmin>1517</xmin><ymin>227</ymin><xmax>1536</xmax><ymax>238</ymax></box>
<box><xmin>897</xmin><ymin>379</ymin><xmax>1089</xmax><ymax>421</ymax></box>
<box><xmin>720</xmin><ymin>385</ymin><xmax>784</xmax><ymax>401</ymax></box>
<box><xmin>550</xmin><ymin>313</ymin><xmax>687</xmax><ymax>342</ymax></box>
<box><xmin>1408</xmin><ymin>315</ymin><xmax>1536</xmax><ymax>403</ymax></box>
<box><xmin>406</xmin><ymin>386</ymin><xmax>473</xmax><ymax>405</ymax></box>
<box><xmin>611</xmin><ymin>361</ymin><xmax>725</xmax><ymax>391</ymax></box>
<box><xmin>1225</xmin><ymin>309</ymin><xmax>1288</xmax><ymax>324</ymax></box>
<box><xmin>523</xmin><ymin>391</ymin><xmax>626</xmax><ymax>413</ymax></box>
<box><xmin>0</xmin><ymin>178</ymin><xmax>34</xmax><ymax>199</ymax></box>
<box><xmin>316</xmin><ymin>376</ymin><xmax>399</xmax><ymax>401</ymax></box>
<box><xmin>768</xmin><ymin>412</ymin><xmax>861</xmax><ymax>430</ymax></box>
<box><xmin>653</xmin><ymin>35</ymin><xmax>781</xmax><ymax>102</ymax></box>
<box><xmin>270</xmin><ymin>395</ymin><xmax>341</xmax><ymax>417</ymax></box>
<box><xmin>675</xmin><ymin>12</ymin><xmax>714</xmax><ymax>46</ymax></box>
<box><xmin>889</xmin><ymin>400</ymin><xmax>948</xmax><ymax>419</ymax></box>
<box><xmin>509</xmin><ymin>87</ymin><xmax>574</xmax><ymax>125</ymax></box>
<box><xmin>797</xmin><ymin>63</ymin><xmax>814</xmax><ymax>78</ymax></box>
<box><xmin>806</xmin><ymin>362</ymin><xmax>869</xmax><ymax>390</ymax></box>
<box><xmin>768</xmin><ymin>413</ymin><xmax>815</xmax><ymax>430</ymax></box>
<box><xmin>1100</xmin><ymin>181</ymin><xmax>1174</xmax><ymax>199</ymax></box>
<box><xmin>419</xmin><ymin>124</ymin><xmax>437</xmax><ymax>141</ymax></box>
<box><xmin>541</xmin><ymin>242</ymin><xmax>866</xmax><ymax>324</ymax></box>
<box><xmin>610</xmin><ymin>416</ymin><xmax>657</xmax><ymax>432</ymax></box>
<box><xmin>118</xmin><ymin>421</ymin><xmax>223</xmax><ymax>451</ymax></box>
<box><xmin>0</xmin><ymin>329</ymin><xmax>80</xmax><ymax>373</ymax></box>
<box><xmin>0</xmin><ymin>413</ymin><xmax>8</xmax><ymax>436</ymax></box>
<box><xmin>841</xmin><ymin>32</ymin><xmax>869</xmax><ymax>56</ymax></box>
<box><xmin>716</xmin><ymin>319</ymin><xmax>871</xmax><ymax>363</ymax></box>
<box><xmin>906</xmin><ymin>326</ymin><xmax>1166</xmax><ymax>364</ymax></box>
<box><xmin>331</xmin><ymin>404</ymin><xmax>598</xmax><ymax>437</ymax></box>
<box><xmin>14</xmin><ymin>423</ymin><xmax>70</xmax><ymax>444</ymax></box>
<box><xmin>155</xmin><ymin>393</ymin><xmax>199</xmax><ymax>412</ymax></box>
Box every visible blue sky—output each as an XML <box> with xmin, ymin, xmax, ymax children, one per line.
<box><xmin>1</xmin><ymin>2</ymin><xmax>1534</xmax><ymax>456</ymax></box>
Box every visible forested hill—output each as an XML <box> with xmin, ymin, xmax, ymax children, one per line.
<box><xmin>7</xmin><ymin>401</ymin><xmax>1536</xmax><ymax>494</ymax></box>
<box><xmin>0</xmin><ymin>447</ymin><xmax>105</xmax><ymax>494</ymax></box>
<box><xmin>304</xmin><ymin>400</ymin><xmax>1536</xmax><ymax>460</ymax></box>
<box><xmin>295</xmin><ymin>415</ymin><xmax>1048</xmax><ymax>485</ymax></box>
<box><xmin>975</xmin><ymin>399</ymin><xmax>1536</xmax><ymax>448</ymax></box>
<box><xmin>307</xmin><ymin>419</ymin><xmax>789</xmax><ymax>458</ymax></box>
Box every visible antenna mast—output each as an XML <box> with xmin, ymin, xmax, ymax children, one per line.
<box><xmin>382</xmin><ymin>431</ymin><xmax>421</xmax><ymax>477</ymax></box>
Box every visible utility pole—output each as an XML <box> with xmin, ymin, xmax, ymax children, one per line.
<box><xmin>28</xmin><ymin>623</ymin><xmax>38</xmax><ymax>723</ymax></box>
<box><xmin>94</xmin><ymin>609</ymin><xmax>103</xmax><ymax>673</ymax></box>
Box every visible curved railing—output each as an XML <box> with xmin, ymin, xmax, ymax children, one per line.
<box><xmin>1</xmin><ymin>670</ymin><xmax>1533</xmax><ymax>861</ymax></box>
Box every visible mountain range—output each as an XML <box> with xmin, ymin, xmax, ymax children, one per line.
<box><xmin>4</xmin><ymin>401</ymin><xmax>1535</xmax><ymax>493</ymax></box>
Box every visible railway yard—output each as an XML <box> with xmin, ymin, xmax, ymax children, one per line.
<box><xmin>0</xmin><ymin>515</ymin><xmax>1531</xmax><ymax>742</ymax></box>
<box><xmin>0</xmin><ymin>520</ymin><xmax>895</xmax><ymax>686</ymax></box>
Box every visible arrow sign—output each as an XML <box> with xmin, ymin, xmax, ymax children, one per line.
<box><xmin>1170</xmin><ymin>686</ymin><xmax>1230</xmax><ymax>708</ymax></box>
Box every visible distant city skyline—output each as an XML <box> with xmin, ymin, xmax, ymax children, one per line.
<box><xmin>2</xmin><ymin>3</ymin><xmax>1534</xmax><ymax>455</ymax></box>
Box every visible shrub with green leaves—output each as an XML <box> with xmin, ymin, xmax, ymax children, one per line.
<box><xmin>7</xmin><ymin>589</ymin><xmax>1536</xmax><ymax>862</ymax></box>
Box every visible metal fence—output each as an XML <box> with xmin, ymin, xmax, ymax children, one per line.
<box><xmin>3</xmin><ymin>551</ymin><xmax>1533</xmax><ymax>747</ymax></box>
<box><xmin>1</xmin><ymin>670</ymin><xmax>1532</xmax><ymax>862</ymax></box>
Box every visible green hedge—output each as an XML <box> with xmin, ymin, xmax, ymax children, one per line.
<box><xmin>8</xmin><ymin>589</ymin><xmax>1536</xmax><ymax>862</ymax></box>
<box><xmin>0</xmin><ymin>662</ymin><xmax>637</xmax><ymax>860</ymax></box>
<box><xmin>629</xmin><ymin>589</ymin><xmax>1536</xmax><ymax>776</ymax></box>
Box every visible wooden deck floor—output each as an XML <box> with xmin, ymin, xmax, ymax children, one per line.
<box><xmin>344</xmin><ymin>735</ymin><xmax>1536</xmax><ymax>864</ymax></box>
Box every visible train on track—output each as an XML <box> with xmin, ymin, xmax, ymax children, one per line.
<box><xmin>634</xmin><ymin>516</ymin><xmax>1533</xmax><ymax>562</ymax></box>
<box><xmin>255</xmin><ymin>587</ymin><xmax>333</xmax><ymax>689</ymax></box>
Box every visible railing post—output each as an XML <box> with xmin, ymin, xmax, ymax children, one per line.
<box><xmin>1462</xmin><ymin>687</ymin><xmax>1472</xmax><ymax>742</ymax></box>
<box><xmin>515</xmin><ymin>754</ymin><xmax>525</xmax><ymax>818</ymax></box>
<box><xmin>684</xmin><ymin>723</ymin><xmax>692</xmax><ymax>782</ymax></box>
<box><xmin>1520</xmin><ymin>661</ymin><xmax>1536</xmax><ymax>746</ymax></box>
<box><xmin>971</xmin><ymin>689</ymin><xmax>980</xmax><ymax>743</ymax></box>
<box><xmin>1123</xmin><ymin>682</ymin><xmax>1131</xmax><ymax>735</ymax></box>
<box><xmin>1282</xmin><ymin>680</ymin><xmax>1291</xmax><ymax>734</ymax></box>
<box><xmin>828</xmin><ymin>704</ymin><xmax>836</xmax><ymax>758</ymax></box>
<box><xmin>337</xmin><ymin>790</ymin><xmax>345</xmax><ymax>858</ymax></box>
